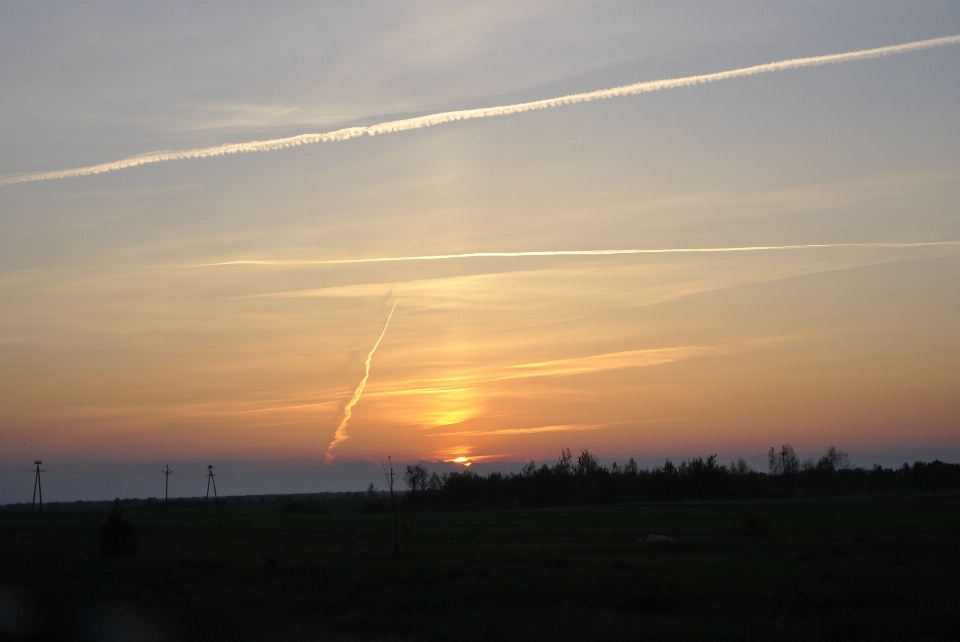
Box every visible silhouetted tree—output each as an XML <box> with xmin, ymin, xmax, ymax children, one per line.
<box><xmin>97</xmin><ymin>498</ymin><xmax>137</xmax><ymax>557</ymax></box>
<box><xmin>817</xmin><ymin>446</ymin><xmax>852</xmax><ymax>471</ymax></box>
<box><xmin>404</xmin><ymin>463</ymin><xmax>429</xmax><ymax>503</ymax></box>
<box><xmin>574</xmin><ymin>449</ymin><xmax>601</xmax><ymax>476</ymax></box>
<box><xmin>400</xmin><ymin>449</ymin><xmax>960</xmax><ymax>510</ymax></box>
<box><xmin>357</xmin><ymin>483</ymin><xmax>389</xmax><ymax>513</ymax></box>
<box><xmin>768</xmin><ymin>445</ymin><xmax>800</xmax><ymax>475</ymax></box>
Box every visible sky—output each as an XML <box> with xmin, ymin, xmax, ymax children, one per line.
<box><xmin>2</xmin><ymin>1</ymin><xmax>959</xmax><ymax>502</ymax></box>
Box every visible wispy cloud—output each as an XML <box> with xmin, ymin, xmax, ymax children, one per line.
<box><xmin>503</xmin><ymin>347</ymin><xmax>711</xmax><ymax>379</ymax></box>
<box><xmin>4</xmin><ymin>34</ymin><xmax>957</xmax><ymax>186</ymax></box>
<box><xmin>366</xmin><ymin>346</ymin><xmax>712</xmax><ymax>398</ymax></box>
<box><xmin>430</xmin><ymin>418</ymin><xmax>681</xmax><ymax>438</ymax></box>
<box><xmin>430</xmin><ymin>423</ymin><xmax>608</xmax><ymax>437</ymax></box>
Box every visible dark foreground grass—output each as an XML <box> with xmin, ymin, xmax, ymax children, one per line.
<box><xmin>2</xmin><ymin>494</ymin><xmax>959</xmax><ymax>641</ymax></box>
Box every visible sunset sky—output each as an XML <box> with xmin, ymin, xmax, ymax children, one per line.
<box><xmin>2</xmin><ymin>2</ymin><xmax>959</xmax><ymax>501</ymax></box>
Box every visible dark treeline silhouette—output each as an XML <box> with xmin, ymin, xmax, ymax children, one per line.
<box><xmin>401</xmin><ymin>446</ymin><xmax>960</xmax><ymax>510</ymax></box>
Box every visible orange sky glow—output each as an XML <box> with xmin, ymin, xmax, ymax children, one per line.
<box><xmin>2</xmin><ymin>6</ymin><xmax>959</xmax><ymax>488</ymax></box>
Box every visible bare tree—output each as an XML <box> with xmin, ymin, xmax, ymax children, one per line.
<box><xmin>767</xmin><ymin>447</ymin><xmax>780</xmax><ymax>475</ymax></box>
<box><xmin>404</xmin><ymin>464</ymin><xmax>429</xmax><ymax>503</ymax></box>
<box><xmin>817</xmin><ymin>446</ymin><xmax>852</xmax><ymax>471</ymax></box>
<box><xmin>768</xmin><ymin>445</ymin><xmax>800</xmax><ymax>475</ymax></box>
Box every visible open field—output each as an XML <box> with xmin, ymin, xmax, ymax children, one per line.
<box><xmin>2</xmin><ymin>494</ymin><xmax>959</xmax><ymax>641</ymax></box>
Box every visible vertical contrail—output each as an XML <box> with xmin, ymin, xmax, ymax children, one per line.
<box><xmin>325</xmin><ymin>299</ymin><xmax>399</xmax><ymax>463</ymax></box>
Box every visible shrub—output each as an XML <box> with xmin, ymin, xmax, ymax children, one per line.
<box><xmin>357</xmin><ymin>484</ymin><xmax>390</xmax><ymax>514</ymax></box>
<box><xmin>278</xmin><ymin>500</ymin><xmax>330</xmax><ymax>515</ymax></box>
<box><xmin>741</xmin><ymin>510</ymin><xmax>772</xmax><ymax>540</ymax></box>
<box><xmin>97</xmin><ymin>499</ymin><xmax>137</xmax><ymax>557</ymax></box>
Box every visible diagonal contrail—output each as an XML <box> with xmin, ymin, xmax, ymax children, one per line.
<box><xmin>3</xmin><ymin>34</ymin><xmax>959</xmax><ymax>187</ymax></box>
<box><xmin>324</xmin><ymin>299</ymin><xmax>398</xmax><ymax>463</ymax></box>
<box><xmin>195</xmin><ymin>241</ymin><xmax>960</xmax><ymax>268</ymax></box>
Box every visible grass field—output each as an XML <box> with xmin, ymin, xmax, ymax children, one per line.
<box><xmin>2</xmin><ymin>494</ymin><xmax>959</xmax><ymax>641</ymax></box>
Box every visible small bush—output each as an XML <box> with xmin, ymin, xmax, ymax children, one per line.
<box><xmin>279</xmin><ymin>500</ymin><xmax>330</xmax><ymax>515</ymax></box>
<box><xmin>357</xmin><ymin>485</ymin><xmax>390</xmax><ymax>514</ymax></box>
<box><xmin>742</xmin><ymin>510</ymin><xmax>772</xmax><ymax>540</ymax></box>
<box><xmin>97</xmin><ymin>499</ymin><xmax>138</xmax><ymax>557</ymax></box>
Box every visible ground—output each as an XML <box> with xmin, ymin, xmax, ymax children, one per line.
<box><xmin>1</xmin><ymin>493</ymin><xmax>958</xmax><ymax>641</ymax></box>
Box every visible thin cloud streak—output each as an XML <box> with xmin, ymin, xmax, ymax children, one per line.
<box><xmin>3</xmin><ymin>35</ymin><xmax>958</xmax><ymax>186</ymax></box>
<box><xmin>430</xmin><ymin>418</ymin><xmax>680</xmax><ymax>438</ymax></box>
<box><xmin>430</xmin><ymin>423</ymin><xmax>609</xmax><ymax>438</ymax></box>
<box><xmin>503</xmin><ymin>347</ymin><xmax>712</xmax><ymax>379</ymax></box>
<box><xmin>324</xmin><ymin>299</ymin><xmax>398</xmax><ymax>463</ymax></box>
<box><xmin>197</xmin><ymin>242</ymin><xmax>960</xmax><ymax>268</ymax></box>
<box><xmin>366</xmin><ymin>346</ymin><xmax>712</xmax><ymax>399</ymax></box>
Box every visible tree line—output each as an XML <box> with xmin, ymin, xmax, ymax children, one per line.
<box><xmin>397</xmin><ymin>446</ymin><xmax>960</xmax><ymax>510</ymax></box>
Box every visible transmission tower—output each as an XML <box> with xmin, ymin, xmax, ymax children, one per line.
<box><xmin>205</xmin><ymin>465</ymin><xmax>219</xmax><ymax>513</ymax></box>
<box><xmin>31</xmin><ymin>461</ymin><xmax>43</xmax><ymax>513</ymax></box>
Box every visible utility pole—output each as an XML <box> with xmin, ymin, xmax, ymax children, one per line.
<box><xmin>205</xmin><ymin>465</ymin><xmax>219</xmax><ymax>513</ymax></box>
<box><xmin>163</xmin><ymin>464</ymin><xmax>172</xmax><ymax>506</ymax></box>
<box><xmin>32</xmin><ymin>461</ymin><xmax>43</xmax><ymax>513</ymax></box>
<box><xmin>383</xmin><ymin>456</ymin><xmax>399</xmax><ymax>561</ymax></box>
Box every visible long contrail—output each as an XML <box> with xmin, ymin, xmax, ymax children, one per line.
<box><xmin>196</xmin><ymin>241</ymin><xmax>960</xmax><ymax>268</ymax></box>
<box><xmin>3</xmin><ymin>34</ymin><xmax>958</xmax><ymax>187</ymax></box>
<box><xmin>324</xmin><ymin>299</ymin><xmax>398</xmax><ymax>463</ymax></box>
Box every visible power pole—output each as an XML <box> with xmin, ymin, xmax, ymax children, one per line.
<box><xmin>205</xmin><ymin>465</ymin><xmax>219</xmax><ymax>513</ymax></box>
<box><xmin>383</xmin><ymin>456</ymin><xmax>399</xmax><ymax>561</ymax></box>
<box><xmin>163</xmin><ymin>464</ymin><xmax>172</xmax><ymax>506</ymax></box>
<box><xmin>32</xmin><ymin>461</ymin><xmax>43</xmax><ymax>513</ymax></box>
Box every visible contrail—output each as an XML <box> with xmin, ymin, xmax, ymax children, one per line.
<box><xmin>196</xmin><ymin>241</ymin><xmax>960</xmax><ymax>267</ymax></box>
<box><xmin>3</xmin><ymin>34</ymin><xmax>958</xmax><ymax>186</ymax></box>
<box><xmin>324</xmin><ymin>299</ymin><xmax>398</xmax><ymax>463</ymax></box>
